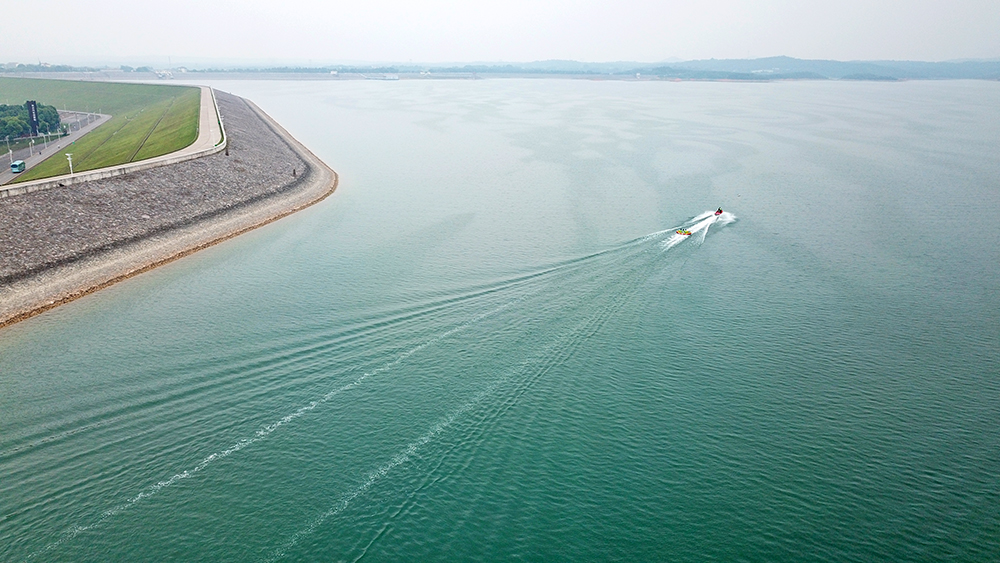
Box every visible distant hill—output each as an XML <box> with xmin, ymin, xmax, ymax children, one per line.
<box><xmin>663</xmin><ymin>56</ymin><xmax>1000</xmax><ymax>79</ymax></box>
<box><xmin>337</xmin><ymin>57</ymin><xmax>1000</xmax><ymax>80</ymax></box>
<box><xmin>411</xmin><ymin>57</ymin><xmax>1000</xmax><ymax>79</ymax></box>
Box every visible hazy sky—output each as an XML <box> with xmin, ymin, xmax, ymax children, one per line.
<box><xmin>5</xmin><ymin>0</ymin><xmax>999</xmax><ymax>65</ymax></box>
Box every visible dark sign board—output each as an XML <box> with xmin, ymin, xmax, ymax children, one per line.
<box><xmin>27</xmin><ymin>100</ymin><xmax>39</xmax><ymax>136</ymax></box>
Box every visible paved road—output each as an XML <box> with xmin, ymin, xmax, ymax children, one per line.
<box><xmin>0</xmin><ymin>85</ymin><xmax>222</xmax><ymax>187</ymax></box>
<box><xmin>0</xmin><ymin>112</ymin><xmax>109</xmax><ymax>185</ymax></box>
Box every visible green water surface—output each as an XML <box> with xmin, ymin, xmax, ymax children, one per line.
<box><xmin>2</xmin><ymin>79</ymin><xmax>998</xmax><ymax>562</ymax></box>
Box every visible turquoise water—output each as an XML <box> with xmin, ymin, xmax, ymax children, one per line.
<box><xmin>2</xmin><ymin>79</ymin><xmax>999</xmax><ymax>561</ymax></box>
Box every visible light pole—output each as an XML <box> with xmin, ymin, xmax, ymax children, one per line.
<box><xmin>4</xmin><ymin>136</ymin><xmax>10</xmax><ymax>164</ymax></box>
<box><xmin>29</xmin><ymin>139</ymin><xmax>34</xmax><ymax>157</ymax></box>
<box><xmin>65</xmin><ymin>153</ymin><xmax>73</xmax><ymax>175</ymax></box>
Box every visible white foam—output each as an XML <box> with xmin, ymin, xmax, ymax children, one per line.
<box><xmin>657</xmin><ymin>210</ymin><xmax>735</xmax><ymax>250</ymax></box>
<box><xmin>661</xmin><ymin>233</ymin><xmax>688</xmax><ymax>249</ymax></box>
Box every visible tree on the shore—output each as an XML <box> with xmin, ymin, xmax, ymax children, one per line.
<box><xmin>0</xmin><ymin>102</ymin><xmax>61</xmax><ymax>138</ymax></box>
<box><xmin>36</xmin><ymin>104</ymin><xmax>61</xmax><ymax>133</ymax></box>
<box><xmin>1</xmin><ymin>116</ymin><xmax>29</xmax><ymax>138</ymax></box>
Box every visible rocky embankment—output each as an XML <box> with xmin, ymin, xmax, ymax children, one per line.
<box><xmin>0</xmin><ymin>91</ymin><xmax>337</xmax><ymax>327</ymax></box>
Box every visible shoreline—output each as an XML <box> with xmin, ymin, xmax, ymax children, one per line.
<box><xmin>0</xmin><ymin>96</ymin><xmax>338</xmax><ymax>330</ymax></box>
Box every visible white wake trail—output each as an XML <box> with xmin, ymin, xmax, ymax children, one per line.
<box><xmin>29</xmin><ymin>294</ymin><xmax>529</xmax><ymax>560</ymax></box>
<box><xmin>659</xmin><ymin>210</ymin><xmax>735</xmax><ymax>250</ymax></box>
<box><xmin>260</xmin><ymin>377</ymin><xmax>503</xmax><ymax>562</ymax></box>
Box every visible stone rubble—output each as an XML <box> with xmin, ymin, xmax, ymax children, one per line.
<box><xmin>0</xmin><ymin>91</ymin><xmax>309</xmax><ymax>284</ymax></box>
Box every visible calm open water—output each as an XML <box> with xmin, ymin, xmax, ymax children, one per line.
<box><xmin>1</xmin><ymin>79</ymin><xmax>998</xmax><ymax>562</ymax></box>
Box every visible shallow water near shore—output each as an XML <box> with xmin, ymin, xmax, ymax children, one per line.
<box><xmin>2</xmin><ymin>79</ymin><xmax>999</xmax><ymax>561</ymax></box>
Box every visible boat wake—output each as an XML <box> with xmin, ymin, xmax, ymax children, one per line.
<box><xmin>22</xmin><ymin>208</ymin><xmax>736</xmax><ymax>561</ymax></box>
<box><xmin>660</xmin><ymin>210</ymin><xmax>736</xmax><ymax>250</ymax></box>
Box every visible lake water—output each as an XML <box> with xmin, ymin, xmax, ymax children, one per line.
<box><xmin>2</xmin><ymin>79</ymin><xmax>998</xmax><ymax>561</ymax></box>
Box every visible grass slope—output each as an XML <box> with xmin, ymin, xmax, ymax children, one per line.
<box><xmin>0</xmin><ymin>78</ymin><xmax>200</xmax><ymax>182</ymax></box>
<box><xmin>132</xmin><ymin>88</ymin><xmax>200</xmax><ymax>162</ymax></box>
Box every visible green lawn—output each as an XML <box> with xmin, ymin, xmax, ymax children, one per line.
<box><xmin>132</xmin><ymin>88</ymin><xmax>201</xmax><ymax>162</ymax></box>
<box><xmin>0</xmin><ymin>78</ymin><xmax>201</xmax><ymax>182</ymax></box>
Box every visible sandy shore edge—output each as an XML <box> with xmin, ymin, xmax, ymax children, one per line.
<box><xmin>0</xmin><ymin>99</ymin><xmax>338</xmax><ymax>330</ymax></box>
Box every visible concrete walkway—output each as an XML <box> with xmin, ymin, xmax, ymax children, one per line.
<box><xmin>0</xmin><ymin>86</ymin><xmax>225</xmax><ymax>197</ymax></box>
<box><xmin>173</xmin><ymin>86</ymin><xmax>224</xmax><ymax>157</ymax></box>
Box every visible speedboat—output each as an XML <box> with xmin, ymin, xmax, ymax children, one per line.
<box><xmin>676</xmin><ymin>229</ymin><xmax>692</xmax><ymax>236</ymax></box>
<box><xmin>714</xmin><ymin>208</ymin><xmax>723</xmax><ymax>216</ymax></box>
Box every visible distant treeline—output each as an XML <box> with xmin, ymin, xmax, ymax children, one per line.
<box><xmin>2</xmin><ymin>63</ymin><xmax>101</xmax><ymax>73</ymax></box>
<box><xmin>654</xmin><ymin>56</ymin><xmax>1000</xmax><ymax>80</ymax></box>
<box><xmin>187</xmin><ymin>57</ymin><xmax>1000</xmax><ymax>80</ymax></box>
<box><xmin>189</xmin><ymin>64</ymin><xmax>649</xmax><ymax>75</ymax></box>
<box><xmin>187</xmin><ymin>64</ymin><xmax>806</xmax><ymax>77</ymax></box>
<box><xmin>202</xmin><ymin>66</ymin><xmax>404</xmax><ymax>74</ymax></box>
<box><xmin>0</xmin><ymin>102</ymin><xmax>61</xmax><ymax>138</ymax></box>
<box><xmin>642</xmin><ymin>67</ymin><xmax>827</xmax><ymax>80</ymax></box>
<box><xmin>7</xmin><ymin>57</ymin><xmax>1000</xmax><ymax>81</ymax></box>
<box><xmin>840</xmin><ymin>73</ymin><xmax>898</xmax><ymax>81</ymax></box>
